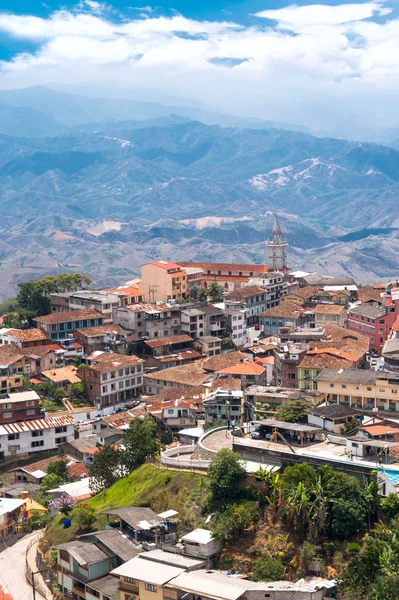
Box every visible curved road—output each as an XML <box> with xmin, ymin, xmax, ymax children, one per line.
<box><xmin>0</xmin><ymin>532</ymin><xmax>45</xmax><ymax>600</ymax></box>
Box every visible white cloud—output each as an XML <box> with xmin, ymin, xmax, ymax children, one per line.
<box><xmin>0</xmin><ymin>1</ymin><xmax>399</xmax><ymax>132</ymax></box>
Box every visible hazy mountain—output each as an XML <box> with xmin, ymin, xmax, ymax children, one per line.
<box><xmin>0</xmin><ymin>119</ymin><xmax>398</xmax><ymax>297</ymax></box>
<box><xmin>0</xmin><ymin>86</ymin><xmax>311</xmax><ymax>136</ymax></box>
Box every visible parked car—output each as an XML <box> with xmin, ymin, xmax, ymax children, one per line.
<box><xmin>254</xmin><ymin>323</ymin><xmax>261</xmax><ymax>331</ymax></box>
<box><xmin>371</xmin><ymin>359</ymin><xmax>377</xmax><ymax>366</ymax></box>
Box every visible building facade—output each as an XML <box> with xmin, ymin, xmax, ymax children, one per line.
<box><xmin>50</xmin><ymin>290</ymin><xmax>123</xmax><ymax>324</ymax></box>
<box><xmin>347</xmin><ymin>304</ymin><xmax>396</xmax><ymax>353</ymax></box>
<box><xmin>34</xmin><ymin>310</ymin><xmax>103</xmax><ymax>343</ymax></box>
<box><xmin>141</xmin><ymin>261</ymin><xmax>189</xmax><ymax>302</ymax></box>
<box><xmin>268</xmin><ymin>215</ymin><xmax>288</xmax><ymax>271</ymax></box>
<box><xmin>113</xmin><ymin>303</ymin><xmax>181</xmax><ymax>341</ymax></box>
<box><xmin>0</xmin><ymin>391</ymin><xmax>43</xmax><ymax>425</ymax></box>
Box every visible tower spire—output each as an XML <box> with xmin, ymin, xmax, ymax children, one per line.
<box><xmin>272</xmin><ymin>213</ymin><xmax>282</xmax><ymax>244</ymax></box>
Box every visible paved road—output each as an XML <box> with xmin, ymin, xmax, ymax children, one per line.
<box><xmin>0</xmin><ymin>532</ymin><xmax>45</xmax><ymax>600</ymax></box>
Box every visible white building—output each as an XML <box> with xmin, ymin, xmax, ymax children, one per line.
<box><xmin>180</xmin><ymin>528</ymin><xmax>221</xmax><ymax>559</ymax></box>
<box><xmin>0</xmin><ymin>415</ymin><xmax>75</xmax><ymax>463</ymax></box>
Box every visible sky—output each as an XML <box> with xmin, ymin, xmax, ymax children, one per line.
<box><xmin>1</xmin><ymin>0</ymin><xmax>399</xmax><ymax>132</ymax></box>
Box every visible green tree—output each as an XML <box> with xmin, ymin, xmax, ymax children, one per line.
<box><xmin>251</xmin><ymin>554</ymin><xmax>285</xmax><ymax>582</ymax></box>
<box><xmin>208</xmin><ymin>449</ymin><xmax>246</xmax><ymax>502</ymax></box>
<box><xmin>197</xmin><ymin>287</ymin><xmax>208</xmax><ymax>301</ymax></box>
<box><xmin>276</xmin><ymin>399</ymin><xmax>311</xmax><ymax>423</ymax></box>
<box><xmin>47</xmin><ymin>459</ymin><xmax>69</xmax><ymax>481</ymax></box>
<box><xmin>381</xmin><ymin>494</ymin><xmax>399</xmax><ymax>521</ymax></box>
<box><xmin>71</xmin><ymin>504</ymin><xmax>96</xmax><ymax>533</ymax></box>
<box><xmin>67</xmin><ymin>382</ymin><xmax>87</xmax><ymax>401</ymax></box>
<box><xmin>208</xmin><ymin>282</ymin><xmax>225</xmax><ymax>303</ymax></box>
<box><xmin>368</xmin><ymin>576</ymin><xmax>399</xmax><ymax>600</ymax></box>
<box><xmin>300</xmin><ymin>541</ymin><xmax>317</xmax><ymax>573</ymax></box>
<box><xmin>17</xmin><ymin>273</ymin><xmax>92</xmax><ymax>320</ymax></box>
<box><xmin>89</xmin><ymin>444</ymin><xmax>124</xmax><ymax>493</ymax></box>
<box><xmin>122</xmin><ymin>416</ymin><xmax>158</xmax><ymax>473</ymax></box>
<box><xmin>189</xmin><ymin>285</ymin><xmax>199</xmax><ymax>300</ymax></box>
<box><xmin>40</xmin><ymin>473</ymin><xmax>62</xmax><ymax>492</ymax></box>
<box><xmin>212</xmin><ymin>501</ymin><xmax>258</xmax><ymax>542</ymax></box>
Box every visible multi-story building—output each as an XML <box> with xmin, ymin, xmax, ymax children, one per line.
<box><xmin>75</xmin><ymin>325</ymin><xmax>128</xmax><ymax>355</ymax></box>
<box><xmin>147</xmin><ymin>398</ymin><xmax>197</xmax><ymax>431</ymax></box>
<box><xmin>0</xmin><ymin>328</ymin><xmax>50</xmax><ymax>348</ymax></box>
<box><xmin>141</xmin><ymin>261</ymin><xmax>189</xmax><ymax>302</ymax></box>
<box><xmin>297</xmin><ymin>349</ymin><xmax>357</xmax><ymax>390</ymax></box>
<box><xmin>0</xmin><ymin>391</ymin><xmax>43</xmax><ymax>425</ymax></box>
<box><xmin>50</xmin><ymin>290</ymin><xmax>123</xmax><ymax>325</ymax></box>
<box><xmin>179</xmin><ymin>262</ymin><xmax>268</xmax><ymax>293</ymax></box>
<box><xmin>0</xmin><ymin>345</ymin><xmax>26</xmax><ymax>396</ymax></box>
<box><xmin>260</xmin><ymin>301</ymin><xmax>313</xmax><ymax>335</ymax></box>
<box><xmin>222</xmin><ymin>307</ymin><xmax>247</xmax><ymax>346</ymax></box>
<box><xmin>113</xmin><ymin>303</ymin><xmax>181</xmax><ymax>342</ymax></box>
<box><xmin>274</xmin><ymin>342</ymin><xmax>307</xmax><ymax>388</ymax></box>
<box><xmin>225</xmin><ymin>286</ymin><xmax>268</xmax><ymax>325</ymax></box>
<box><xmin>144</xmin><ymin>363</ymin><xmax>211</xmax><ymax>395</ymax></box>
<box><xmin>180</xmin><ymin>304</ymin><xmax>228</xmax><ymax>339</ymax></box>
<box><xmin>55</xmin><ymin>531</ymin><xmax>141</xmax><ymax>600</ymax></box>
<box><xmin>193</xmin><ymin>336</ymin><xmax>222</xmax><ymax>357</ymax></box>
<box><xmin>78</xmin><ymin>352</ymin><xmax>144</xmax><ymax>409</ymax></box>
<box><xmin>315</xmin><ymin>368</ymin><xmax>399</xmax><ymax>412</ymax></box>
<box><xmin>0</xmin><ymin>497</ymin><xmax>27</xmax><ymax>539</ymax></box>
<box><xmin>216</xmin><ymin>362</ymin><xmax>268</xmax><ymax>389</ymax></box>
<box><xmin>245</xmin><ymin>385</ymin><xmax>321</xmax><ymax>417</ymax></box>
<box><xmin>314</xmin><ymin>304</ymin><xmax>347</xmax><ymax>328</ymax></box>
<box><xmin>347</xmin><ymin>304</ymin><xmax>396</xmax><ymax>353</ymax></box>
<box><xmin>140</xmin><ymin>335</ymin><xmax>200</xmax><ymax>370</ymax></box>
<box><xmin>0</xmin><ymin>414</ymin><xmax>75</xmax><ymax>463</ymax></box>
<box><xmin>34</xmin><ymin>309</ymin><xmax>103</xmax><ymax>343</ymax></box>
<box><xmin>248</xmin><ymin>271</ymin><xmax>288</xmax><ymax>309</ymax></box>
<box><xmin>106</xmin><ymin>284</ymin><xmax>145</xmax><ymax>306</ymax></box>
<box><xmin>203</xmin><ymin>387</ymin><xmax>243</xmax><ymax>426</ymax></box>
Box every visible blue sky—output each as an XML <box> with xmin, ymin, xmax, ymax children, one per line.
<box><xmin>0</xmin><ymin>1</ymin><xmax>398</xmax><ymax>130</ymax></box>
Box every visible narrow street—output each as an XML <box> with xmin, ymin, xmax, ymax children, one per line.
<box><xmin>0</xmin><ymin>532</ymin><xmax>46</xmax><ymax>600</ymax></box>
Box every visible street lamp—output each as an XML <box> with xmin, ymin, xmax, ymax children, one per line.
<box><xmin>225</xmin><ymin>400</ymin><xmax>230</xmax><ymax>437</ymax></box>
<box><xmin>31</xmin><ymin>570</ymin><xmax>51</xmax><ymax>600</ymax></box>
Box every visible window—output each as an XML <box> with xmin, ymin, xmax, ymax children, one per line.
<box><xmin>88</xmin><ymin>589</ymin><xmax>100</xmax><ymax>598</ymax></box>
<box><xmin>130</xmin><ymin>367</ymin><xmax>136</xmax><ymax>374</ymax></box>
<box><xmin>111</xmin><ymin>383</ymin><xmax>116</xmax><ymax>391</ymax></box>
<box><xmin>102</xmin><ymin>385</ymin><xmax>108</xmax><ymax>393</ymax></box>
<box><xmin>8</xmin><ymin>433</ymin><xmax>19</xmax><ymax>440</ymax></box>
<box><xmin>119</xmin><ymin>381</ymin><xmax>124</xmax><ymax>389</ymax></box>
<box><xmin>26</xmin><ymin>409</ymin><xmax>36</xmax><ymax>416</ymax></box>
<box><xmin>168</xmin><ymin>409</ymin><xmax>174</xmax><ymax>414</ymax></box>
<box><xmin>56</xmin><ymin>437</ymin><xmax>67</xmax><ymax>445</ymax></box>
<box><xmin>379</xmin><ymin>389</ymin><xmax>385</xmax><ymax>393</ymax></box>
<box><xmin>3</xmin><ymin>412</ymin><xmax>12</xmax><ymax>419</ymax></box>
<box><xmin>60</xmin><ymin>550</ymin><xmax>69</xmax><ymax>562</ymax></box>
<box><xmin>124</xmin><ymin>578</ymin><xmax>137</xmax><ymax>585</ymax></box>
<box><xmin>31</xmin><ymin>440</ymin><xmax>44</xmax><ymax>448</ymax></box>
<box><xmin>119</xmin><ymin>369</ymin><xmax>124</xmax><ymax>376</ymax></box>
<box><xmin>329</xmin><ymin>384</ymin><xmax>335</xmax><ymax>388</ymax></box>
<box><xmin>55</xmin><ymin>426</ymin><xmax>67</xmax><ymax>434</ymax></box>
<box><xmin>145</xmin><ymin>584</ymin><xmax>157</xmax><ymax>593</ymax></box>
<box><xmin>342</xmin><ymin>384</ymin><xmax>347</xmax><ymax>389</ymax></box>
<box><xmin>392</xmin><ymin>389</ymin><xmax>398</xmax><ymax>394</ymax></box>
<box><xmin>31</xmin><ymin>430</ymin><xmax>43</xmax><ymax>437</ymax></box>
<box><xmin>102</xmin><ymin>373</ymin><xmax>107</xmax><ymax>381</ymax></box>
<box><xmin>26</xmin><ymin>400</ymin><xmax>36</xmax><ymax>407</ymax></box>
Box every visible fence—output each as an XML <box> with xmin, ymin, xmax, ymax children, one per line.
<box><xmin>160</xmin><ymin>444</ymin><xmax>210</xmax><ymax>471</ymax></box>
<box><xmin>25</xmin><ymin>531</ymin><xmax>54</xmax><ymax>600</ymax></box>
<box><xmin>327</xmin><ymin>434</ymin><xmax>347</xmax><ymax>446</ymax></box>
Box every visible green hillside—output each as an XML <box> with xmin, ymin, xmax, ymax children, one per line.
<box><xmin>41</xmin><ymin>464</ymin><xmax>207</xmax><ymax>552</ymax></box>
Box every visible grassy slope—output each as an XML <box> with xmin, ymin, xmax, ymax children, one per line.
<box><xmin>41</xmin><ymin>464</ymin><xmax>207</xmax><ymax>553</ymax></box>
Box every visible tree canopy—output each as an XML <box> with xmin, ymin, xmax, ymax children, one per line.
<box><xmin>208</xmin><ymin>449</ymin><xmax>246</xmax><ymax>502</ymax></box>
<box><xmin>122</xmin><ymin>416</ymin><xmax>159</xmax><ymax>472</ymax></box>
<box><xmin>276</xmin><ymin>399</ymin><xmax>312</xmax><ymax>424</ymax></box>
<box><xmin>89</xmin><ymin>444</ymin><xmax>124</xmax><ymax>493</ymax></box>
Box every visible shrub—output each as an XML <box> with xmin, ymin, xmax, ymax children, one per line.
<box><xmin>348</xmin><ymin>542</ymin><xmax>361</xmax><ymax>554</ymax></box>
<box><xmin>251</xmin><ymin>554</ymin><xmax>285</xmax><ymax>582</ymax></box>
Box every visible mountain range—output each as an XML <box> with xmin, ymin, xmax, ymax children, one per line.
<box><xmin>0</xmin><ymin>86</ymin><xmax>398</xmax><ymax>298</ymax></box>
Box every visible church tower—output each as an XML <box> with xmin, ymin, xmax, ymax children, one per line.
<box><xmin>268</xmin><ymin>214</ymin><xmax>288</xmax><ymax>271</ymax></box>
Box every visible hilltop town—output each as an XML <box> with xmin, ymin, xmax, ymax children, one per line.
<box><xmin>1</xmin><ymin>216</ymin><xmax>399</xmax><ymax>600</ymax></box>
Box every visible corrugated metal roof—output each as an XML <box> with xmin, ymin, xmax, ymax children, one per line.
<box><xmin>0</xmin><ymin>414</ymin><xmax>75</xmax><ymax>435</ymax></box>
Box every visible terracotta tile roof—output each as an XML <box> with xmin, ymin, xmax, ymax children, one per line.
<box><xmin>85</xmin><ymin>352</ymin><xmax>143</xmax><ymax>372</ymax></box>
<box><xmin>34</xmin><ymin>309</ymin><xmax>102</xmax><ymax>324</ymax></box>
<box><xmin>42</xmin><ymin>365</ymin><xmax>81</xmax><ymax>384</ymax></box>
<box><xmin>299</xmin><ymin>353</ymin><xmax>353</xmax><ymax>370</ymax></box>
<box><xmin>357</xmin><ymin>287</ymin><xmax>384</xmax><ymax>303</ymax></box>
<box><xmin>5</xmin><ymin>328</ymin><xmax>49</xmax><ymax>342</ymax></box>
<box><xmin>307</xmin><ymin>347</ymin><xmax>358</xmax><ymax>362</ymax></box>
<box><xmin>68</xmin><ymin>462</ymin><xmax>88</xmax><ymax>478</ymax></box>
<box><xmin>202</xmin><ymin>351</ymin><xmax>248</xmax><ymax>372</ymax></box>
<box><xmin>150</xmin><ymin>260</ymin><xmax>182</xmax><ymax>270</ymax></box>
<box><xmin>0</xmin><ymin>345</ymin><xmax>25</xmax><ymax>366</ymax></box>
<box><xmin>260</xmin><ymin>301</ymin><xmax>304</xmax><ymax>319</ymax></box>
<box><xmin>287</xmin><ymin>286</ymin><xmax>320</xmax><ymax>299</ymax></box>
<box><xmin>22</xmin><ymin>345</ymin><xmax>57</xmax><ymax>358</ymax></box>
<box><xmin>144</xmin><ymin>362</ymin><xmax>211</xmax><ymax>386</ymax></box>
<box><xmin>106</xmin><ymin>285</ymin><xmax>145</xmax><ymax>297</ymax></box>
<box><xmin>217</xmin><ymin>362</ymin><xmax>265</xmax><ymax>375</ymax></box>
<box><xmin>210</xmin><ymin>377</ymin><xmax>241</xmax><ymax>390</ymax></box>
<box><xmin>146</xmin><ymin>398</ymin><xmax>195</xmax><ymax>415</ymax></box>
<box><xmin>314</xmin><ymin>304</ymin><xmax>346</xmax><ymax>314</ymax></box>
<box><xmin>46</xmin><ymin>344</ymin><xmax>65</xmax><ymax>351</ymax></box>
<box><xmin>255</xmin><ymin>356</ymin><xmax>275</xmax><ymax>365</ymax></box>
<box><xmin>77</xmin><ymin>325</ymin><xmax>124</xmax><ymax>337</ymax></box>
<box><xmin>100</xmin><ymin>411</ymin><xmax>136</xmax><ymax>429</ymax></box>
<box><xmin>225</xmin><ymin>285</ymin><xmax>266</xmax><ymax>299</ymax></box>
<box><xmin>361</xmin><ymin>425</ymin><xmax>398</xmax><ymax>436</ymax></box>
<box><xmin>179</xmin><ymin>262</ymin><xmax>267</xmax><ymax>272</ymax></box>
<box><xmin>144</xmin><ymin>334</ymin><xmax>193</xmax><ymax>348</ymax></box>
<box><xmin>125</xmin><ymin>303</ymin><xmax>177</xmax><ymax>313</ymax></box>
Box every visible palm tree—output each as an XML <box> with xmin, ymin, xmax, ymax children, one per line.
<box><xmin>308</xmin><ymin>476</ymin><xmax>328</xmax><ymax>542</ymax></box>
<box><xmin>284</xmin><ymin>481</ymin><xmax>311</xmax><ymax>532</ymax></box>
